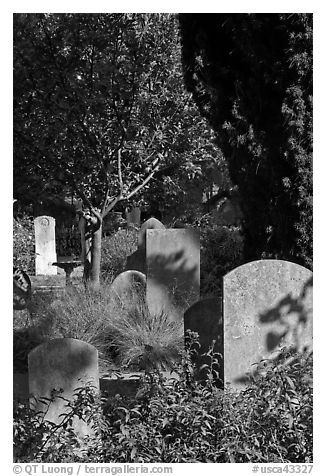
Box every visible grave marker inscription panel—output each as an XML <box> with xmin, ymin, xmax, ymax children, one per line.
<box><xmin>34</xmin><ymin>216</ymin><xmax>57</xmax><ymax>275</ymax></box>
<box><xmin>223</xmin><ymin>259</ymin><xmax>313</xmax><ymax>388</ymax></box>
<box><xmin>147</xmin><ymin>229</ymin><xmax>200</xmax><ymax>321</ymax></box>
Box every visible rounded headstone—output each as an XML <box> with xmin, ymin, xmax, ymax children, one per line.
<box><xmin>28</xmin><ymin>338</ymin><xmax>99</xmax><ymax>437</ymax></box>
<box><xmin>138</xmin><ymin>218</ymin><xmax>165</xmax><ymax>250</ymax></box>
<box><xmin>109</xmin><ymin>270</ymin><xmax>146</xmax><ymax>305</ymax></box>
<box><xmin>223</xmin><ymin>259</ymin><xmax>313</xmax><ymax>388</ymax></box>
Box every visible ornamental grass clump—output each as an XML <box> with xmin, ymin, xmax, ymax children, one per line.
<box><xmin>17</xmin><ymin>280</ymin><xmax>183</xmax><ymax>373</ymax></box>
<box><xmin>109</xmin><ymin>291</ymin><xmax>183</xmax><ymax>371</ymax></box>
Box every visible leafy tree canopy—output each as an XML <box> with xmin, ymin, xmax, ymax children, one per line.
<box><xmin>14</xmin><ymin>13</ymin><xmax>228</xmax><ymax>221</ymax></box>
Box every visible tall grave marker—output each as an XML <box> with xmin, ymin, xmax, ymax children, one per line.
<box><xmin>125</xmin><ymin>218</ymin><xmax>166</xmax><ymax>274</ymax></box>
<box><xmin>34</xmin><ymin>216</ymin><xmax>57</xmax><ymax>275</ymax></box>
<box><xmin>223</xmin><ymin>259</ymin><xmax>313</xmax><ymax>389</ymax></box>
<box><xmin>147</xmin><ymin>228</ymin><xmax>200</xmax><ymax>322</ymax></box>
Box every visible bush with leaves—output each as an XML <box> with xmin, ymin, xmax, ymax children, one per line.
<box><xmin>200</xmin><ymin>218</ymin><xmax>244</xmax><ymax>297</ymax></box>
<box><xmin>13</xmin><ymin>214</ymin><xmax>35</xmax><ymax>274</ymax></box>
<box><xmin>14</xmin><ymin>331</ymin><xmax>312</xmax><ymax>463</ymax></box>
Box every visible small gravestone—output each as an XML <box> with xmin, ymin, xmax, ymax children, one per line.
<box><xmin>223</xmin><ymin>259</ymin><xmax>313</xmax><ymax>389</ymax></box>
<box><xmin>125</xmin><ymin>218</ymin><xmax>166</xmax><ymax>274</ymax></box>
<box><xmin>184</xmin><ymin>298</ymin><xmax>223</xmax><ymax>384</ymax></box>
<box><xmin>109</xmin><ymin>270</ymin><xmax>146</xmax><ymax>308</ymax></box>
<box><xmin>147</xmin><ymin>228</ymin><xmax>200</xmax><ymax>322</ymax></box>
<box><xmin>126</xmin><ymin>207</ymin><xmax>141</xmax><ymax>228</ymax></box>
<box><xmin>28</xmin><ymin>338</ymin><xmax>99</xmax><ymax>438</ymax></box>
<box><xmin>34</xmin><ymin>216</ymin><xmax>57</xmax><ymax>275</ymax></box>
<box><xmin>138</xmin><ymin>217</ymin><xmax>166</xmax><ymax>250</ymax></box>
<box><xmin>125</xmin><ymin>248</ymin><xmax>147</xmax><ymax>274</ymax></box>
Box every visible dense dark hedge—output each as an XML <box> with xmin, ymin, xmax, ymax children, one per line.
<box><xmin>179</xmin><ymin>14</ymin><xmax>312</xmax><ymax>269</ymax></box>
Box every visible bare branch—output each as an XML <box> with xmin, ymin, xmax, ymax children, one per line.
<box><xmin>102</xmin><ymin>194</ymin><xmax>123</xmax><ymax>220</ymax></box>
<box><xmin>126</xmin><ymin>158</ymin><xmax>161</xmax><ymax>200</ymax></box>
<box><xmin>117</xmin><ymin>148</ymin><xmax>123</xmax><ymax>193</ymax></box>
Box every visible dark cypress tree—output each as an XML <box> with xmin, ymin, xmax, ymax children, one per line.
<box><xmin>179</xmin><ymin>13</ymin><xmax>312</xmax><ymax>269</ymax></box>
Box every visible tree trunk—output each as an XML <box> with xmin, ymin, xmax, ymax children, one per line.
<box><xmin>78</xmin><ymin>214</ymin><xmax>102</xmax><ymax>289</ymax></box>
<box><xmin>79</xmin><ymin>216</ymin><xmax>91</xmax><ymax>282</ymax></box>
<box><xmin>89</xmin><ymin>224</ymin><xmax>102</xmax><ymax>290</ymax></box>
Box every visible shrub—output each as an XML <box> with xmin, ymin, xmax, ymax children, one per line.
<box><xmin>101</xmin><ymin>228</ymin><xmax>138</xmax><ymax>281</ymax></box>
<box><xmin>200</xmin><ymin>219</ymin><xmax>244</xmax><ymax>297</ymax></box>
<box><xmin>14</xmin><ymin>333</ymin><xmax>313</xmax><ymax>463</ymax></box>
<box><xmin>13</xmin><ymin>214</ymin><xmax>35</xmax><ymax>274</ymax></box>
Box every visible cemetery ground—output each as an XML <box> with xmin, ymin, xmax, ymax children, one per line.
<box><xmin>13</xmin><ymin>221</ymin><xmax>313</xmax><ymax>464</ymax></box>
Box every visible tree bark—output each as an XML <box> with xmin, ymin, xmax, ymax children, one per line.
<box><xmin>78</xmin><ymin>210</ymin><xmax>102</xmax><ymax>289</ymax></box>
<box><xmin>88</xmin><ymin>223</ymin><xmax>102</xmax><ymax>290</ymax></box>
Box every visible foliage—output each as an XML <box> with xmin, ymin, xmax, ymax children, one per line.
<box><xmin>14</xmin><ymin>386</ymin><xmax>102</xmax><ymax>462</ymax></box>
<box><xmin>14</xmin><ymin>333</ymin><xmax>313</xmax><ymax>463</ymax></box>
<box><xmin>13</xmin><ymin>327</ymin><xmax>44</xmax><ymax>373</ymax></box>
<box><xmin>179</xmin><ymin>13</ymin><xmax>312</xmax><ymax>269</ymax></box>
<box><xmin>13</xmin><ymin>214</ymin><xmax>35</xmax><ymax>274</ymax></box>
<box><xmin>14</xmin><ymin>13</ymin><xmax>231</xmax><ymax>284</ymax></box>
<box><xmin>15</xmin><ymin>283</ymin><xmax>183</xmax><ymax>373</ymax></box>
<box><xmin>109</xmin><ymin>294</ymin><xmax>183</xmax><ymax>371</ymax></box>
<box><xmin>101</xmin><ymin>228</ymin><xmax>138</xmax><ymax>280</ymax></box>
<box><xmin>199</xmin><ymin>218</ymin><xmax>244</xmax><ymax>297</ymax></box>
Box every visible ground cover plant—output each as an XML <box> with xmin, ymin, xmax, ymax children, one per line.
<box><xmin>13</xmin><ymin>282</ymin><xmax>183</xmax><ymax>374</ymax></box>
<box><xmin>13</xmin><ymin>214</ymin><xmax>35</xmax><ymax>274</ymax></box>
<box><xmin>14</xmin><ymin>333</ymin><xmax>312</xmax><ymax>463</ymax></box>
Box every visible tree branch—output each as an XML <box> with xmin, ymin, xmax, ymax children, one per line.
<box><xmin>117</xmin><ymin>148</ymin><xmax>124</xmax><ymax>193</ymax></box>
<box><xmin>102</xmin><ymin>195</ymin><xmax>123</xmax><ymax>220</ymax></box>
<box><xmin>126</xmin><ymin>157</ymin><xmax>161</xmax><ymax>200</ymax></box>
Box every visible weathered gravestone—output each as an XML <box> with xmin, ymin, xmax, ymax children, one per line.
<box><xmin>126</xmin><ymin>207</ymin><xmax>141</xmax><ymax>228</ymax></box>
<box><xmin>34</xmin><ymin>216</ymin><xmax>57</xmax><ymax>275</ymax></box>
<box><xmin>125</xmin><ymin>218</ymin><xmax>166</xmax><ymax>274</ymax></box>
<box><xmin>147</xmin><ymin>228</ymin><xmax>200</xmax><ymax>322</ymax></box>
<box><xmin>223</xmin><ymin>259</ymin><xmax>313</xmax><ymax>389</ymax></box>
<box><xmin>109</xmin><ymin>270</ymin><xmax>146</xmax><ymax>310</ymax></box>
<box><xmin>28</xmin><ymin>338</ymin><xmax>99</xmax><ymax>438</ymax></box>
<box><xmin>184</xmin><ymin>298</ymin><xmax>223</xmax><ymax>384</ymax></box>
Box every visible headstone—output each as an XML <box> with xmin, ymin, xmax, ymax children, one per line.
<box><xmin>109</xmin><ymin>270</ymin><xmax>146</xmax><ymax>308</ymax></box>
<box><xmin>223</xmin><ymin>259</ymin><xmax>313</xmax><ymax>389</ymax></box>
<box><xmin>125</xmin><ymin>249</ymin><xmax>147</xmax><ymax>274</ymax></box>
<box><xmin>28</xmin><ymin>338</ymin><xmax>99</xmax><ymax>438</ymax></box>
<box><xmin>184</xmin><ymin>298</ymin><xmax>223</xmax><ymax>384</ymax></box>
<box><xmin>147</xmin><ymin>228</ymin><xmax>200</xmax><ymax>322</ymax></box>
<box><xmin>138</xmin><ymin>217</ymin><xmax>166</xmax><ymax>250</ymax></box>
<box><xmin>34</xmin><ymin>216</ymin><xmax>57</xmax><ymax>275</ymax></box>
<box><xmin>125</xmin><ymin>218</ymin><xmax>166</xmax><ymax>274</ymax></box>
<box><xmin>126</xmin><ymin>207</ymin><xmax>141</xmax><ymax>228</ymax></box>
